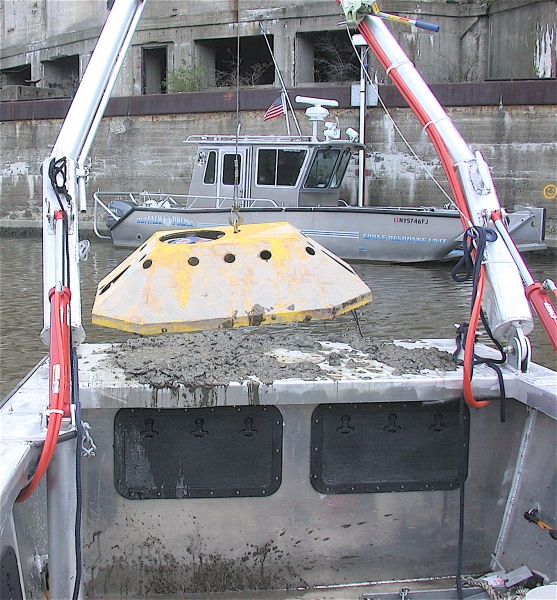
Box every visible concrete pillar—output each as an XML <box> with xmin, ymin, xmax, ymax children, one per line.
<box><xmin>270</xmin><ymin>28</ymin><xmax>294</xmax><ymax>87</ymax></box>
<box><xmin>196</xmin><ymin>43</ymin><xmax>217</xmax><ymax>88</ymax></box>
<box><xmin>295</xmin><ymin>34</ymin><xmax>314</xmax><ymax>85</ymax></box>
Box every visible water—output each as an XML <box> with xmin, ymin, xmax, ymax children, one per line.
<box><xmin>1</xmin><ymin>236</ymin><xmax>555</xmax><ymax>399</ymax></box>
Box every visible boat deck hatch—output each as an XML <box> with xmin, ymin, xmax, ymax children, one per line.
<box><xmin>114</xmin><ymin>406</ymin><xmax>283</xmax><ymax>499</ymax></box>
<box><xmin>310</xmin><ymin>401</ymin><xmax>469</xmax><ymax>494</ymax></box>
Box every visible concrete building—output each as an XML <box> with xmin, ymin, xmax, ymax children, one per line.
<box><xmin>1</xmin><ymin>0</ymin><xmax>556</xmax><ymax>97</ymax></box>
<box><xmin>0</xmin><ymin>0</ymin><xmax>556</xmax><ymax>227</ymax></box>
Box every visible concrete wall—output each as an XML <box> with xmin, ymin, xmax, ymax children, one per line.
<box><xmin>1</xmin><ymin>0</ymin><xmax>555</xmax><ymax>227</ymax></box>
<box><xmin>1</xmin><ymin>0</ymin><xmax>556</xmax><ymax>92</ymax></box>
<box><xmin>364</xmin><ymin>105</ymin><xmax>557</xmax><ymax>218</ymax></box>
<box><xmin>1</xmin><ymin>104</ymin><xmax>555</xmax><ymax>227</ymax></box>
<box><xmin>488</xmin><ymin>0</ymin><xmax>557</xmax><ymax>79</ymax></box>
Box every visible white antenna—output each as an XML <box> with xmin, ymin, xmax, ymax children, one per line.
<box><xmin>295</xmin><ymin>96</ymin><xmax>339</xmax><ymax>139</ymax></box>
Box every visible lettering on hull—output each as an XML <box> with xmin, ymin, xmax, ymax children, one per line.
<box><xmin>394</xmin><ymin>217</ymin><xmax>429</xmax><ymax>225</ymax></box>
<box><xmin>363</xmin><ymin>233</ymin><xmax>447</xmax><ymax>245</ymax></box>
<box><xmin>136</xmin><ymin>214</ymin><xmax>195</xmax><ymax>227</ymax></box>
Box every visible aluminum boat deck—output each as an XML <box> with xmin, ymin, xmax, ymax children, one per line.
<box><xmin>2</xmin><ymin>339</ymin><xmax>555</xmax><ymax>598</ymax></box>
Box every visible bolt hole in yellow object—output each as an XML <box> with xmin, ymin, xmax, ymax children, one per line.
<box><xmin>161</xmin><ymin>230</ymin><xmax>225</xmax><ymax>244</ymax></box>
<box><xmin>259</xmin><ymin>250</ymin><xmax>272</xmax><ymax>260</ymax></box>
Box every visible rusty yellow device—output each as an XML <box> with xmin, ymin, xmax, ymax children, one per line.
<box><xmin>92</xmin><ymin>222</ymin><xmax>372</xmax><ymax>335</ymax></box>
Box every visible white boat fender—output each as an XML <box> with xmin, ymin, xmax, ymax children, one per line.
<box><xmin>525</xmin><ymin>584</ymin><xmax>557</xmax><ymax>599</ymax></box>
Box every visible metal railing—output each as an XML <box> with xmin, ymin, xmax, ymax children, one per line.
<box><xmin>92</xmin><ymin>190</ymin><xmax>282</xmax><ymax>238</ymax></box>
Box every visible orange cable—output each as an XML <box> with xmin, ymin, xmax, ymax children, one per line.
<box><xmin>16</xmin><ymin>289</ymin><xmax>71</xmax><ymax>502</ymax></box>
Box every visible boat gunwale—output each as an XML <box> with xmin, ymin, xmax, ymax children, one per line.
<box><xmin>107</xmin><ymin>203</ymin><xmax>461</xmax><ymax>231</ymax></box>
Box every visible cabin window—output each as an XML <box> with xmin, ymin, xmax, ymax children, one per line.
<box><xmin>304</xmin><ymin>148</ymin><xmax>340</xmax><ymax>189</ymax></box>
<box><xmin>330</xmin><ymin>149</ymin><xmax>352</xmax><ymax>189</ymax></box>
<box><xmin>222</xmin><ymin>154</ymin><xmax>241</xmax><ymax>186</ymax></box>
<box><xmin>257</xmin><ymin>149</ymin><xmax>307</xmax><ymax>187</ymax></box>
<box><xmin>203</xmin><ymin>151</ymin><xmax>217</xmax><ymax>184</ymax></box>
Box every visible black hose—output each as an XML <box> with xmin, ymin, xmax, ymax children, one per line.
<box><xmin>455</xmin><ymin>393</ymin><xmax>467</xmax><ymax>600</ymax></box>
<box><xmin>452</xmin><ymin>227</ymin><xmax>507</xmax><ymax>421</ymax></box>
<box><xmin>451</xmin><ymin>226</ymin><xmax>497</xmax><ymax>312</ymax></box>
<box><xmin>71</xmin><ymin>347</ymin><xmax>82</xmax><ymax>600</ymax></box>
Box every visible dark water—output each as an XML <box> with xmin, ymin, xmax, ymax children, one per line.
<box><xmin>1</xmin><ymin>236</ymin><xmax>555</xmax><ymax>398</ymax></box>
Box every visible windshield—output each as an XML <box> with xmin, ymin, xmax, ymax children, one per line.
<box><xmin>303</xmin><ymin>148</ymin><xmax>340</xmax><ymax>189</ymax></box>
<box><xmin>330</xmin><ymin>149</ymin><xmax>352</xmax><ymax>189</ymax></box>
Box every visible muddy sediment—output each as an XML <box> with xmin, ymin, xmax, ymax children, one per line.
<box><xmin>106</xmin><ymin>328</ymin><xmax>457</xmax><ymax>389</ymax></box>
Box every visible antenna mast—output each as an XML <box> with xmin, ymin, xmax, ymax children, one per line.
<box><xmin>259</xmin><ymin>22</ymin><xmax>302</xmax><ymax>136</ymax></box>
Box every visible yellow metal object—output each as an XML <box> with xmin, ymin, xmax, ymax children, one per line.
<box><xmin>92</xmin><ymin>222</ymin><xmax>372</xmax><ymax>335</ymax></box>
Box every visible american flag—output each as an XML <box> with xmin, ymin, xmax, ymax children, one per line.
<box><xmin>263</xmin><ymin>95</ymin><xmax>285</xmax><ymax>121</ymax></box>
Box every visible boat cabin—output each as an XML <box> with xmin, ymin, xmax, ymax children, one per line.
<box><xmin>185</xmin><ymin>135</ymin><xmax>364</xmax><ymax>208</ymax></box>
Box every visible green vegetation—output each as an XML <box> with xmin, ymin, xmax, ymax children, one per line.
<box><xmin>164</xmin><ymin>61</ymin><xmax>205</xmax><ymax>93</ymax></box>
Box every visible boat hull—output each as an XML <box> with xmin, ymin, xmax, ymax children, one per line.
<box><xmin>108</xmin><ymin>205</ymin><xmax>464</xmax><ymax>262</ymax></box>
<box><xmin>4</xmin><ymin>340</ymin><xmax>556</xmax><ymax>597</ymax></box>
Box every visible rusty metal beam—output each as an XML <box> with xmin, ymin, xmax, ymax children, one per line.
<box><xmin>1</xmin><ymin>80</ymin><xmax>555</xmax><ymax>121</ymax></box>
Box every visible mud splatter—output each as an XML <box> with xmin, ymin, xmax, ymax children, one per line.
<box><xmin>85</xmin><ymin>533</ymin><xmax>308</xmax><ymax>596</ymax></box>
<box><xmin>105</xmin><ymin>328</ymin><xmax>456</xmax><ymax>389</ymax></box>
